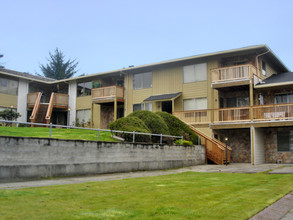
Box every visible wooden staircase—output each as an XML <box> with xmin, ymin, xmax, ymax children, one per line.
<box><xmin>188</xmin><ymin>125</ymin><xmax>232</xmax><ymax>165</ymax></box>
<box><xmin>30</xmin><ymin>92</ymin><xmax>54</xmax><ymax>126</ymax></box>
<box><xmin>175</xmin><ymin>116</ymin><xmax>232</xmax><ymax>165</ymax></box>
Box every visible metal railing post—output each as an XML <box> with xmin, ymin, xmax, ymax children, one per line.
<box><xmin>97</xmin><ymin>130</ymin><xmax>100</xmax><ymax>141</ymax></box>
<box><xmin>160</xmin><ymin>134</ymin><xmax>163</xmax><ymax>145</ymax></box>
<box><xmin>49</xmin><ymin>122</ymin><xmax>52</xmax><ymax>138</ymax></box>
<box><xmin>133</xmin><ymin>131</ymin><xmax>135</xmax><ymax>143</ymax></box>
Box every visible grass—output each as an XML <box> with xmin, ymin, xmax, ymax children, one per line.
<box><xmin>0</xmin><ymin>172</ymin><xmax>293</xmax><ymax>219</ymax></box>
<box><xmin>0</xmin><ymin>126</ymin><xmax>118</xmax><ymax>142</ymax></box>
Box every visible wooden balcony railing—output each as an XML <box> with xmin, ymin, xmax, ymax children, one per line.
<box><xmin>213</xmin><ymin>107</ymin><xmax>250</xmax><ymax>123</ymax></box>
<box><xmin>173</xmin><ymin>110</ymin><xmax>212</xmax><ymax>124</ymax></box>
<box><xmin>45</xmin><ymin>93</ymin><xmax>55</xmax><ymax>124</ymax></box>
<box><xmin>253</xmin><ymin>103</ymin><xmax>293</xmax><ymax>121</ymax></box>
<box><xmin>211</xmin><ymin>64</ymin><xmax>257</xmax><ymax>83</ymax></box>
<box><xmin>92</xmin><ymin>86</ymin><xmax>124</xmax><ymax>103</ymax></box>
<box><xmin>27</xmin><ymin>92</ymin><xmax>40</xmax><ymax>107</ymax></box>
<box><xmin>53</xmin><ymin>93</ymin><xmax>69</xmax><ymax>108</ymax></box>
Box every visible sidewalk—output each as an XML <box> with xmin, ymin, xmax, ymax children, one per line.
<box><xmin>0</xmin><ymin>163</ymin><xmax>292</xmax><ymax>219</ymax></box>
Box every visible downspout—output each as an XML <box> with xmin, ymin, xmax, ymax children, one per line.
<box><xmin>255</xmin><ymin>49</ymin><xmax>270</xmax><ymax>77</ymax></box>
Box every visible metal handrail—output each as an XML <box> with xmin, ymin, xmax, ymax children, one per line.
<box><xmin>0</xmin><ymin>120</ymin><xmax>183</xmax><ymax>144</ymax></box>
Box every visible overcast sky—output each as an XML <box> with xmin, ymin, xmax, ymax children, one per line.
<box><xmin>1</xmin><ymin>0</ymin><xmax>292</xmax><ymax>77</ymax></box>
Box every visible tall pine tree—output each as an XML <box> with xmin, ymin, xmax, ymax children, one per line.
<box><xmin>40</xmin><ymin>48</ymin><xmax>78</xmax><ymax>79</ymax></box>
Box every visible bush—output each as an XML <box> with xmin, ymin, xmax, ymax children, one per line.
<box><xmin>128</xmin><ymin>111</ymin><xmax>169</xmax><ymax>135</ymax></box>
<box><xmin>155</xmin><ymin>111</ymin><xmax>198</xmax><ymax>144</ymax></box>
<box><xmin>108</xmin><ymin>116</ymin><xmax>151</xmax><ymax>142</ymax></box>
<box><xmin>174</xmin><ymin>139</ymin><xmax>193</xmax><ymax>146</ymax></box>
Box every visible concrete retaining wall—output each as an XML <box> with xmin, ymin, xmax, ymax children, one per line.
<box><xmin>0</xmin><ymin>136</ymin><xmax>205</xmax><ymax>180</ymax></box>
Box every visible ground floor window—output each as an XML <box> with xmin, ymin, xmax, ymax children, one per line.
<box><xmin>133</xmin><ymin>103</ymin><xmax>152</xmax><ymax>112</ymax></box>
<box><xmin>277</xmin><ymin>130</ymin><xmax>293</xmax><ymax>151</ymax></box>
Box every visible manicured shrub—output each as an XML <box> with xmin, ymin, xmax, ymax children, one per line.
<box><xmin>108</xmin><ymin>116</ymin><xmax>151</xmax><ymax>142</ymax></box>
<box><xmin>174</xmin><ymin>139</ymin><xmax>193</xmax><ymax>146</ymax></box>
<box><xmin>155</xmin><ymin>111</ymin><xmax>198</xmax><ymax>144</ymax></box>
<box><xmin>128</xmin><ymin>111</ymin><xmax>170</xmax><ymax>135</ymax></box>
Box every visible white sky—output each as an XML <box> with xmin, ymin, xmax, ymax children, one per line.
<box><xmin>1</xmin><ymin>0</ymin><xmax>292</xmax><ymax>76</ymax></box>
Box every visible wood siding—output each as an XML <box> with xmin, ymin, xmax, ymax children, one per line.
<box><xmin>0</xmin><ymin>93</ymin><xmax>17</xmax><ymax>108</ymax></box>
<box><xmin>76</xmin><ymin>96</ymin><xmax>92</xmax><ymax>110</ymax></box>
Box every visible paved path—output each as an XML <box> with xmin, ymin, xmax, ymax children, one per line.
<box><xmin>0</xmin><ymin>163</ymin><xmax>292</xmax><ymax>219</ymax></box>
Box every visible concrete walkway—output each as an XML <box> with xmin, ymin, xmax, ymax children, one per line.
<box><xmin>0</xmin><ymin>163</ymin><xmax>292</xmax><ymax>219</ymax></box>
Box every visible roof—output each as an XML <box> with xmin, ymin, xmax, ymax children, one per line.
<box><xmin>256</xmin><ymin>72</ymin><xmax>293</xmax><ymax>88</ymax></box>
<box><xmin>0</xmin><ymin>68</ymin><xmax>55</xmax><ymax>82</ymax></box>
<box><xmin>144</xmin><ymin>92</ymin><xmax>182</xmax><ymax>102</ymax></box>
<box><xmin>0</xmin><ymin>45</ymin><xmax>289</xmax><ymax>84</ymax></box>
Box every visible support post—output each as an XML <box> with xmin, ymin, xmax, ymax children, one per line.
<box><xmin>97</xmin><ymin>130</ymin><xmax>100</xmax><ymax>141</ymax></box>
<box><xmin>132</xmin><ymin>131</ymin><xmax>135</xmax><ymax>143</ymax></box>
<box><xmin>160</xmin><ymin>134</ymin><xmax>163</xmax><ymax>145</ymax></box>
<box><xmin>49</xmin><ymin>122</ymin><xmax>52</xmax><ymax>138</ymax></box>
<box><xmin>114</xmin><ymin>98</ymin><xmax>117</xmax><ymax>121</ymax></box>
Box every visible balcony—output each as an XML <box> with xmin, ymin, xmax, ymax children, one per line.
<box><xmin>27</xmin><ymin>93</ymin><xmax>68</xmax><ymax>109</ymax></box>
<box><xmin>174</xmin><ymin>103</ymin><xmax>293</xmax><ymax>128</ymax></box>
<box><xmin>92</xmin><ymin>86</ymin><xmax>124</xmax><ymax>103</ymax></box>
<box><xmin>211</xmin><ymin>64</ymin><xmax>257</xmax><ymax>89</ymax></box>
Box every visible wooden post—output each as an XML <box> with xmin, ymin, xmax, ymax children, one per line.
<box><xmin>114</xmin><ymin>98</ymin><xmax>117</xmax><ymax>121</ymax></box>
<box><xmin>249</xmin><ymin>66</ymin><xmax>254</xmax><ymax>121</ymax></box>
<box><xmin>172</xmin><ymin>99</ymin><xmax>175</xmax><ymax>113</ymax></box>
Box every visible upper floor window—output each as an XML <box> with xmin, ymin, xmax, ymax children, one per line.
<box><xmin>183</xmin><ymin>97</ymin><xmax>207</xmax><ymax>111</ymax></box>
<box><xmin>0</xmin><ymin>77</ymin><xmax>18</xmax><ymax>96</ymax></box>
<box><xmin>262</xmin><ymin>60</ymin><xmax>267</xmax><ymax>76</ymax></box>
<box><xmin>133</xmin><ymin>72</ymin><xmax>152</xmax><ymax>90</ymax></box>
<box><xmin>275</xmin><ymin>93</ymin><xmax>293</xmax><ymax>104</ymax></box>
<box><xmin>77</xmin><ymin>82</ymin><xmax>92</xmax><ymax>97</ymax></box>
<box><xmin>183</xmin><ymin>63</ymin><xmax>207</xmax><ymax>83</ymax></box>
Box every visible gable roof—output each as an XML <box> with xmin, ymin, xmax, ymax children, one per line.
<box><xmin>256</xmin><ymin>72</ymin><xmax>293</xmax><ymax>88</ymax></box>
<box><xmin>0</xmin><ymin>45</ymin><xmax>289</xmax><ymax>84</ymax></box>
<box><xmin>0</xmin><ymin>68</ymin><xmax>55</xmax><ymax>82</ymax></box>
<box><xmin>144</xmin><ymin>92</ymin><xmax>182</xmax><ymax>102</ymax></box>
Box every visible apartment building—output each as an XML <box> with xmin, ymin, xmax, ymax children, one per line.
<box><xmin>0</xmin><ymin>45</ymin><xmax>292</xmax><ymax>164</ymax></box>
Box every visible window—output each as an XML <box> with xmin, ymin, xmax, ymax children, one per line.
<box><xmin>275</xmin><ymin>94</ymin><xmax>293</xmax><ymax>104</ymax></box>
<box><xmin>77</xmin><ymin>82</ymin><xmax>92</xmax><ymax>97</ymax></box>
<box><xmin>133</xmin><ymin>72</ymin><xmax>152</xmax><ymax>90</ymax></box>
<box><xmin>133</xmin><ymin>103</ymin><xmax>152</xmax><ymax>112</ymax></box>
<box><xmin>76</xmin><ymin>109</ymin><xmax>91</xmax><ymax>124</ymax></box>
<box><xmin>0</xmin><ymin>77</ymin><xmax>18</xmax><ymax>96</ymax></box>
<box><xmin>145</xmin><ymin>103</ymin><xmax>152</xmax><ymax>111</ymax></box>
<box><xmin>277</xmin><ymin>130</ymin><xmax>293</xmax><ymax>152</ymax></box>
<box><xmin>183</xmin><ymin>98</ymin><xmax>207</xmax><ymax>111</ymax></box>
<box><xmin>226</xmin><ymin>97</ymin><xmax>249</xmax><ymax>108</ymax></box>
<box><xmin>183</xmin><ymin>63</ymin><xmax>207</xmax><ymax>83</ymax></box>
<box><xmin>133</xmin><ymin>104</ymin><xmax>144</xmax><ymax>112</ymax></box>
<box><xmin>262</xmin><ymin>60</ymin><xmax>267</xmax><ymax>76</ymax></box>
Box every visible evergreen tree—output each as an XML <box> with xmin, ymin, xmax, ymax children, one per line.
<box><xmin>40</xmin><ymin>48</ymin><xmax>78</xmax><ymax>79</ymax></box>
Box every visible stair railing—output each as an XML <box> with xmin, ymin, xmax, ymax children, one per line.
<box><xmin>45</xmin><ymin>93</ymin><xmax>55</xmax><ymax>124</ymax></box>
<box><xmin>29</xmin><ymin>92</ymin><xmax>42</xmax><ymax>127</ymax></box>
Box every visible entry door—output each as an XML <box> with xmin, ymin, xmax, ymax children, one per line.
<box><xmin>162</xmin><ymin>101</ymin><xmax>172</xmax><ymax>114</ymax></box>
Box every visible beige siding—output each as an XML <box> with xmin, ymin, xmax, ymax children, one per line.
<box><xmin>197</xmin><ymin>127</ymin><xmax>213</xmax><ymax>137</ymax></box>
<box><xmin>76</xmin><ymin>96</ymin><xmax>92</xmax><ymax>110</ymax></box>
<box><xmin>92</xmin><ymin>104</ymin><xmax>100</xmax><ymax>128</ymax></box>
<box><xmin>152</xmin><ymin>66</ymin><xmax>182</xmax><ymax>94</ymax></box>
<box><xmin>254</xmin><ymin>127</ymin><xmax>265</xmax><ymax>164</ymax></box>
<box><xmin>132</xmin><ymin>88</ymin><xmax>153</xmax><ymax>103</ymax></box>
<box><xmin>207</xmin><ymin>59</ymin><xmax>219</xmax><ymax>109</ymax></box>
<box><xmin>182</xmin><ymin>81</ymin><xmax>208</xmax><ymax>99</ymax></box>
<box><xmin>0</xmin><ymin>93</ymin><xmax>17</xmax><ymax>108</ymax></box>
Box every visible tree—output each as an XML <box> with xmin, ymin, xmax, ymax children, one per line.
<box><xmin>40</xmin><ymin>48</ymin><xmax>78</xmax><ymax>79</ymax></box>
<box><xmin>0</xmin><ymin>53</ymin><xmax>4</xmax><ymax>68</ymax></box>
<box><xmin>0</xmin><ymin>109</ymin><xmax>21</xmax><ymax>126</ymax></box>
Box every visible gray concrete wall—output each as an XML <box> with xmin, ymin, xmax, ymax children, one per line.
<box><xmin>0</xmin><ymin>136</ymin><xmax>205</xmax><ymax>180</ymax></box>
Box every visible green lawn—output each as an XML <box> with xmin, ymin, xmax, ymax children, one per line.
<box><xmin>0</xmin><ymin>172</ymin><xmax>292</xmax><ymax>219</ymax></box>
<box><xmin>0</xmin><ymin>126</ymin><xmax>117</xmax><ymax>142</ymax></box>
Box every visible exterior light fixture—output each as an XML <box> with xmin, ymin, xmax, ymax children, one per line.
<box><xmin>225</xmin><ymin>137</ymin><xmax>228</xmax><ymax>166</ymax></box>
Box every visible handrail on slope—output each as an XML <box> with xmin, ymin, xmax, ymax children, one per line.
<box><xmin>45</xmin><ymin>92</ymin><xmax>55</xmax><ymax>124</ymax></box>
<box><xmin>188</xmin><ymin>125</ymin><xmax>232</xmax><ymax>165</ymax></box>
<box><xmin>29</xmin><ymin>92</ymin><xmax>42</xmax><ymax>126</ymax></box>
